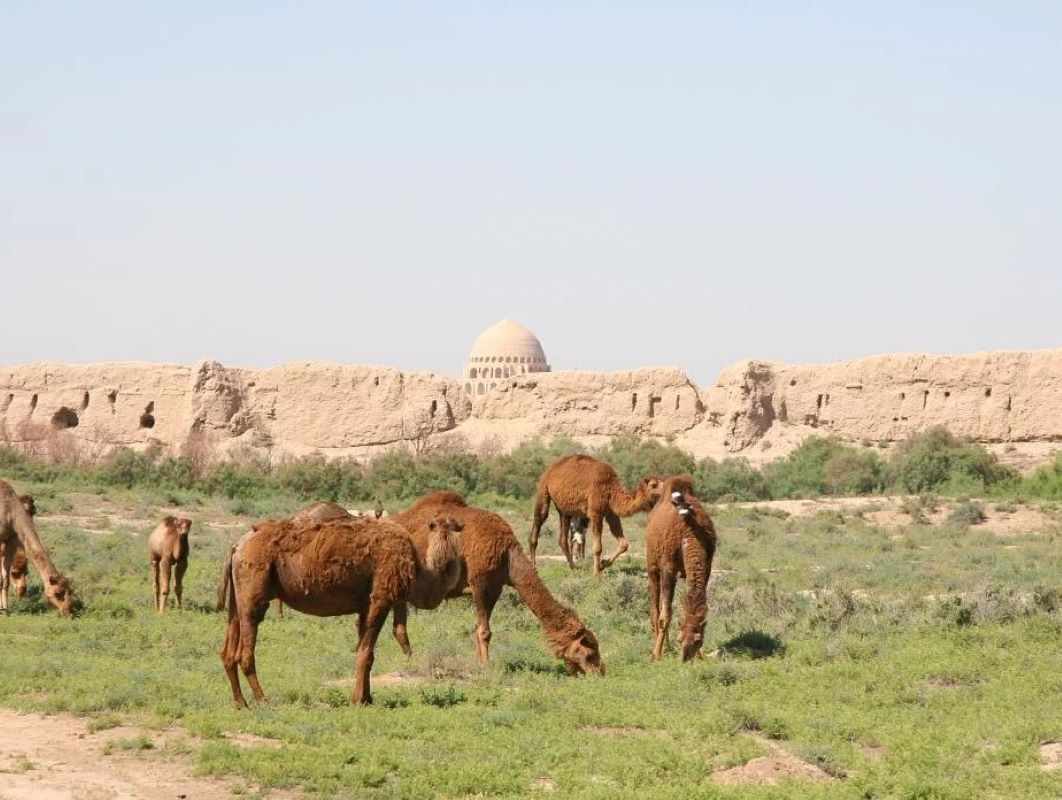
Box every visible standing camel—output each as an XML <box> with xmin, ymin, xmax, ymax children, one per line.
<box><xmin>528</xmin><ymin>454</ymin><xmax>664</xmax><ymax>574</ymax></box>
<box><xmin>394</xmin><ymin>491</ymin><xmax>605</xmax><ymax>675</ymax></box>
<box><xmin>148</xmin><ymin>516</ymin><xmax>192</xmax><ymax>612</ymax></box>
<box><xmin>0</xmin><ymin>480</ymin><xmax>74</xmax><ymax>616</ymax></box>
<box><xmin>646</xmin><ymin>475</ymin><xmax>717</xmax><ymax>662</ymax></box>
<box><xmin>219</xmin><ymin>514</ymin><xmax>462</xmax><ymax>707</ymax></box>
<box><xmin>0</xmin><ymin>495</ymin><xmax>36</xmax><ymax>609</ymax></box>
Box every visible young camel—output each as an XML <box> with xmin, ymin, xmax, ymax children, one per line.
<box><xmin>394</xmin><ymin>491</ymin><xmax>604</xmax><ymax>675</ymax></box>
<box><xmin>0</xmin><ymin>480</ymin><xmax>74</xmax><ymax>616</ymax></box>
<box><xmin>645</xmin><ymin>474</ymin><xmax>717</xmax><ymax>662</ymax></box>
<box><xmin>528</xmin><ymin>454</ymin><xmax>664</xmax><ymax>574</ymax></box>
<box><xmin>0</xmin><ymin>495</ymin><xmax>36</xmax><ymax>609</ymax></box>
<box><xmin>148</xmin><ymin>516</ymin><xmax>192</xmax><ymax>612</ymax></box>
<box><xmin>219</xmin><ymin>514</ymin><xmax>462</xmax><ymax>707</ymax></box>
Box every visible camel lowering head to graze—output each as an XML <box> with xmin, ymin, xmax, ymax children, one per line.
<box><xmin>645</xmin><ymin>474</ymin><xmax>717</xmax><ymax>662</ymax></box>
<box><xmin>0</xmin><ymin>480</ymin><xmax>74</xmax><ymax>616</ymax></box>
<box><xmin>395</xmin><ymin>491</ymin><xmax>605</xmax><ymax>676</ymax></box>
<box><xmin>219</xmin><ymin>513</ymin><xmax>462</xmax><ymax>707</ymax></box>
<box><xmin>148</xmin><ymin>516</ymin><xmax>192</xmax><ymax>612</ymax></box>
<box><xmin>528</xmin><ymin>453</ymin><xmax>664</xmax><ymax>575</ymax></box>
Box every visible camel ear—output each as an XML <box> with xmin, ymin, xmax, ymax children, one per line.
<box><xmin>429</xmin><ymin>520</ymin><xmax>438</xmax><ymax>531</ymax></box>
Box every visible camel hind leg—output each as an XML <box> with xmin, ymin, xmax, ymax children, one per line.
<box><xmin>528</xmin><ymin>485</ymin><xmax>552</xmax><ymax>567</ymax></box>
<box><xmin>652</xmin><ymin>570</ymin><xmax>677</xmax><ymax>661</ymax></box>
<box><xmin>174</xmin><ymin>557</ymin><xmax>187</xmax><ymax>610</ymax></box>
<box><xmin>648</xmin><ymin>568</ymin><xmax>661</xmax><ymax>660</ymax></box>
<box><xmin>557</xmin><ymin>514</ymin><xmax>575</xmax><ymax>569</ymax></box>
<box><xmin>0</xmin><ymin>542</ymin><xmax>10</xmax><ymax>613</ymax></box>
<box><xmin>392</xmin><ymin>601</ymin><xmax>412</xmax><ymax>656</ymax></box>
<box><xmin>221</xmin><ymin>608</ymin><xmax>247</xmax><ymax>708</ymax></box>
<box><xmin>150</xmin><ymin>557</ymin><xmax>161</xmax><ymax>612</ymax></box>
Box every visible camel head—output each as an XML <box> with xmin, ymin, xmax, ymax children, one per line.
<box><xmin>561</xmin><ymin>628</ymin><xmax>605</xmax><ymax>676</ymax></box>
<box><xmin>177</xmin><ymin>517</ymin><xmax>192</xmax><ymax>538</ymax></box>
<box><xmin>678</xmin><ymin>618</ymin><xmax>706</xmax><ymax>662</ymax></box>
<box><xmin>45</xmin><ymin>573</ymin><xmax>75</xmax><ymax>617</ymax></box>
<box><xmin>637</xmin><ymin>477</ymin><xmax>665</xmax><ymax>507</ymax></box>
<box><xmin>425</xmin><ymin>515</ymin><xmax>464</xmax><ymax>592</ymax></box>
<box><xmin>19</xmin><ymin>495</ymin><xmax>37</xmax><ymax>517</ymax></box>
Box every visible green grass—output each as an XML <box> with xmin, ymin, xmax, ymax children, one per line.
<box><xmin>0</xmin><ymin>492</ymin><xmax>1060</xmax><ymax>798</ymax></box>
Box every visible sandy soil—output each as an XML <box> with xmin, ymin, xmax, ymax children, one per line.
<box><xmin>0</xmin><ymin>708</ymin><xmax>285</xmax><ymax>800</ymax></box>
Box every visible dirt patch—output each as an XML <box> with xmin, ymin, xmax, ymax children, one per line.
<box><xmin>859</xmin><ymin>745</ymin><xmax>886</xmax><ymax>761</ymax></box>
<box><xmin>327</xmin><ymin>670</ymin><xmax>424</xmax><ymax>689</ymax></box>
<box><xmin>0</xmin><ymin>707</ymin><xmax>290</xmax><ymax>799</ymax></box>
<box><xmin>1041</xmin><ymin>741</ymin><xmax>1062</xmax><ymax>771</ymax></box>
<box><xmin>711</xmin><ymin>754</ymin><xmax>832</xmax><ymax>785</ymax></box>
<box><xmin>582</xmin><ymin>725</ymin><xmax>666</xmax><ymax>738</ymax></box>
<box><xmin>222</xmin><ymin>731</ymin><xmax>284</xmax><ymax>749</ymax></box>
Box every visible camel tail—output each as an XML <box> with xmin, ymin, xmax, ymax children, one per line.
<box><xmin>216</xmin><ymin>546</ymin><xmax>234</xmax><ymax>612</ymax></box>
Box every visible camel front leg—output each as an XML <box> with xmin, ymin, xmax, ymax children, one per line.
<box><xmin>238</xmin><ymin>606</ymin><xmax>269</xmax><ymax>703</ymax></box>
<box><xmin>470</xmin><ymin>581</ymin><xmax>503</xmax><ymax>665</ymax></box>
<box><xmin>528</xmin><ymin>507</ymin><xmax>548</xmax><ymax>569</ymax></box>
<box><xmin>157</xmin><ymin>557</ymin><xmax>173</xmax><ymax>612</ymax></box>
<box><xmin>221</xmin><ymin>611</ymin><xmax>247</xmax><ymax>709</ymax></box>
<box><xmin>647</xmin><ymin>569</ymin><xmax>661</xmax><ymax>660</ymax></box>
<box><xmin>0</xmin><ymin>542</ymin><xmax>10</xmax><ymax>613</ymax></box>
<box><xmin>598</xmin><ymin>512</ymin><xmax>628</xmax><ymax>571</ymax></box>
<box><xmin>392</xmin><ymin>601</ymin><xmax>412</xmax><ymax>656</ymax></box>
<box><xmin>174</xmin><ymin>557</ymin><xmax>187</xmax><ymax>610</ymax></box>
<box><xmin>150</xmin><ymin>558</ymin><xmax>161</xmax><ymax>612</ymax></box>
<box><xmin>353</xmin><ymin>600</ymin><xmax>391</xmax><ymax>705</ymax></box>
<box><xmin>652</xmin><ymin>570</ymin><xmax>677</xmax><ymax>661</ymax></box>
<box><xmin>589</xmin><ymin>513</ymin><xmax>606</xmax><ymax>576</ymax></box>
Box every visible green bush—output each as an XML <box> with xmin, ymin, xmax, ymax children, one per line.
<box><xmin>946</xmin><ymin>501</ymin><xmax>987</xmax><ymax>527</ymax></box>
<box><xmin>888</xmin><ymin>426</ymin><xmax>1013</xmax><ymax>494</ymax></box>
<box><xmin>761</xmin><ymin>437</ymin><xmax>885</xmax><ymax>498</ymax></box>
<box><xmin>695</xmin><ymin>458</ymin><xmax>769</xmax><ymax>502</ymax></box>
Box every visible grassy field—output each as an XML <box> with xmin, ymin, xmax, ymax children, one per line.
<box><xmin>1</xmin><ymin>485</ymin><xmax>1061</xmax><ymax>799</ymax></box>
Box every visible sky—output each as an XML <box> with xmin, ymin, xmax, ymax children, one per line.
<box><xmin>2</xmin><ymin>2</ymin><xmax>1060</xmax><ymax>385</ymax></box>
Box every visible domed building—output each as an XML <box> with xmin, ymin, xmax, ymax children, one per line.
<box><xmin>464</xmin><ymin>319</ymin><xmax>551</xmax><ymax>395</ymax></box>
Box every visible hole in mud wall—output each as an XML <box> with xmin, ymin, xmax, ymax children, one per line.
<box><xmin>790</xmin><ymin>379</ymin><xmax>797</xmax><ymax>386</ymax></box>
<box><xmin>943</xmin><ymin>391</ymin><xmax>951</xmax><ymax>399</ymax></box>
<box><xmin>29</xmin><ymin>394</ymin><xmax>38</xmax><ymax>414</ymax></box>
<box><xmin>1006</xmin><ymin>396</ymin><xmax>1012</xmax><ymax>411</ymax></box>
<box><xmin>139</xmin><ymin>401</ymin><xmax>156</xmax><ymax>429</ymax></box>
<box><xmin>631</xmin><ymin>393</ymin><xmax>638</xmax><ymax>412</ymax></box>
<box><xmin>1</xmin><ymin>394</ymin><xmax>12</xmax><ymax>413</ymax></box>
<box><xmin>81</xmin><ymin>391</ymin><xmax>90</xmax><ymax>410</ymax></box>
<box><xmin>648</xmin><ymin>396</ymin><xmax>661</xmax><ymax>419</ymax></box>
<box><xmin>985</xmin><ymin>387</ymin><xmax>992</xmax><ymax>398</ymax></box>
<box><xmin>429</xmin><ymin>400</ymin><xmax>437</xmax><ymax>417</ymax></box>
<box><xmin>816</xmin><ymin>394</ymin><xmax>823</xmax><ymax>410</ymax></box>
<box><xmin>923</xmin><ymin>390</ymin><xmax>929</xmax><ymax>409</ymax></box>
<box><xmin>900</xmin><ymin>392</ymin><xmax>906</xmax><ymax>401</ymax></box>
<box><xmin>675</xmin><ymin>396</ymin><xmax>681</xmax><ymax>411</ymax></box>
<box><xmin>51</xmin><ymin>407</ymin><xmax>79</xmax><ymax>430</ymax></box>
<box><xmin>374</xmin><ymin>377</ymin><xmax>380</xmax><ymax>387</ymax></box>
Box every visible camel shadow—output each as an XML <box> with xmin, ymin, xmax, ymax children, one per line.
<box><xmin>718</xmin><ymin>630</ymin><xmax>785</xmax><ymax>659</ymax></box>
<box><xmin>503</xmin><ymin>658</ymin><xmax>567</xmax><ymax>677</ymax></box>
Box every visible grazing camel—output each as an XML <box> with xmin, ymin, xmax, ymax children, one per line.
<box><xmin>0</xmin><ymin>480</ymin><xmax>74</xmax><ymax>616</ymax></box>
<box><xmin>528</xmin><ymin>454</ymin><xmax>664</xmax><ymax>574</ymax></box>
<box><xmin>148</xmin><ymin>516</ymin><xmax>192</xmax><ymax>612</ymax></box>
<box><xmin>645</xmin><ymin>474</ymin><xmax>717</xmax><ymax>662</ymax></box>
<box><xmin>219</xmin><ymin>514</ymin><xmax>462</xmax><ymax>707</ymax></box>
<box><xmin>0</xmin><ymin>495</ymin><xmax>36</xmax><ymax>609</ymax></box>
<box><xmin>394</xmin><ymin>491</ymin><xmax>604</xmax><ymax>675</ymax></box>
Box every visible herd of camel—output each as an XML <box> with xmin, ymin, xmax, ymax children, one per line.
<box><xmin>0</xmin><ymin>453</ymin><xmax>718</xmax><ymax>706</ymax></box>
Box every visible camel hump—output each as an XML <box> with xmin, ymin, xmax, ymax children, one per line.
<box><xmin>411</xmin><ymin>491</ymin><xmax>467</xmax><ymax>510</ymax></box>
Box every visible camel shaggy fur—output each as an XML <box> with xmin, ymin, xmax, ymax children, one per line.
<box><xmin>148</xmin><ymin>516</ymin><xmax>192</xmax><ymax>612</ymax></box>
<box><xmin>645</xmin><ymin>475</ymin><xmax>717</xmax><ymax>661</ymax></box>
<box><xmin>0</xmin><ymin>495</ymin><xmax>36</xmax><ymax>609</ymax></box>
<box><xmin>528</xmin><ymin>454</ymin><xmax>664</xmax><ymax>574</ymax></box>
<box><xmin>220</xmin><ymin>514</ymin><xmax>462</xmax><ymax>706</ymax></box>
<box><xmin>395</xmin><ymin>491</ymin><xmax>604</xmax><ymax>675</ymax></box>
<box><xmin>0</xmin><ymin>480</ymin><xmax>73</xmax><ymax>616</ymax></box>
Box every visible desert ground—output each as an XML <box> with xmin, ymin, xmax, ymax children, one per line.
<box><xmin>1</xmin><ymin>487</ymin><xmax>1060</xmax><ymax>799</ymax></box>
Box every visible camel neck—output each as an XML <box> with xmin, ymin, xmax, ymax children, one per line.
<box><xmin>13</xmin><ymin>508</ymin><xmax>61</xmax><ymax>580</ymax></box>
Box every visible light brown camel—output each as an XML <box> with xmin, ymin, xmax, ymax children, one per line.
<box><xmin>0</xmin><ymin>495</ymin><xmax>36</xmax><ymax>608</ymax></box>
<box><xmin>219</xmin><ymin>513</ymin><xmax>462</xmax><ymax>707</ymax></box>
<box><xmin>528</xmin><ymin>454</ymin><xmax>664</xmax><ymax>574</ymax></box>
<box><xmin>148</xmin><ymin>516</ymin><xmax>192</xmax><ymax>612</ymax></box>
<box><xmin>0</xmin><ymin>480</ymin><xmax>73</xmax><ymax>616</ymax></box>
<box><xmin>645</xmin><ymin>474</ymin><xmax>717</xmax><ymax>662</ymax></box>
<box><xmin>394</xmin><ymin>491</ymin><xmax>604</xmax><ymax>675</ymax></box>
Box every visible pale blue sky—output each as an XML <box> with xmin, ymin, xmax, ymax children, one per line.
<box><xmin>2</xmin><ymin>2</ymin><xmax>1059</xmax><ymax>384</ymax></box>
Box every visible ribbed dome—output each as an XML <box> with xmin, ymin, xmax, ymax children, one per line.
<box><xmin>469</xmin><ymin>319</ymin><xmax>547</xmax><ymax>363</ymax></box>
<box><xmin>463</xmin><ymin>319</ymin><xmax>550</xmax><ymax>395</ymax></box>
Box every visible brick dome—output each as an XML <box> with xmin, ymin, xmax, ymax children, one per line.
<box><xmin>464</xmin><ymin>320</ymin><xmax>550</xmax><ymax>395</ymax></box>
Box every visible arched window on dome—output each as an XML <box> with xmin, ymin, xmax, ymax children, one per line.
<box><xmin>469</xmin><ymin>368</ymin><xmax>477</xmax><ymax>379</ymax></box>
<box><xmin>477</xmin><ymin>382</ymin><xmax>485</xmax><ymax>395</ymax></box>
<box><xmin>465</xmin><ymin>383</ymin><xmax>471</xmax><ymax>394</ymax></box>
<box><xmin>490</xmin><ymin>382</ymin><xmax>496</xmax><ymax>391</ymax></box>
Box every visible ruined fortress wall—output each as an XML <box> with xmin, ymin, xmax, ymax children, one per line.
<box><xmin>1</xmin><ymin>349</ymin><xmax>1059</xmax><ymax>465</ymax></box>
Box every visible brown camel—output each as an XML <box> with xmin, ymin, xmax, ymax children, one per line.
<box><xmin>528</xmin><ymin>454</ymin><xmax>664</xmax><ymax>574</ymax></box>
<box><xmin>219</xmin><ymin>514</ymin><xmax>462</xmax><ymax>707</ymax></box>
<box><xmin>0</xmin><ymin>495</ymin><xmax>36</xmax><ymax>608</ymax></box>
<box><xmin>394</xmin><ymin>491</ymin><xmax>604</xmax><ymax>675</ymax></box>
<box><xmin>645</xmin><ymin>474</ymin><xmax>717</xmax><ymax>662</ymax></box>
<box><xmin>148</xmin><ymin>516</ymin><xmax>192</xmax><ymax>612</ymax></box>
<box><xmin>0</xmin><ymin>480</ymin><xmax>73</xmax><ymax>616</ymax></box>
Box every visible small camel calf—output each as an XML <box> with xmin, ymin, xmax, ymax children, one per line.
<box><xmin>220</xmin><ymin>514</ymin><xmax>462</xmax><ymax>707</ymax></box>
<box><xmin>148</xmin><ymin>516</ymin><xmax>192</xmax><ymax>612</ymax></box>
<box><xmin>0</xmin><ymin>495</ymin><xmax>36</xmax><ymax>610</ymax></box>
<box><xmin>645</xmin><ymin>475</ymin><xmax>717</xmax><ymax>662</ymax></box>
